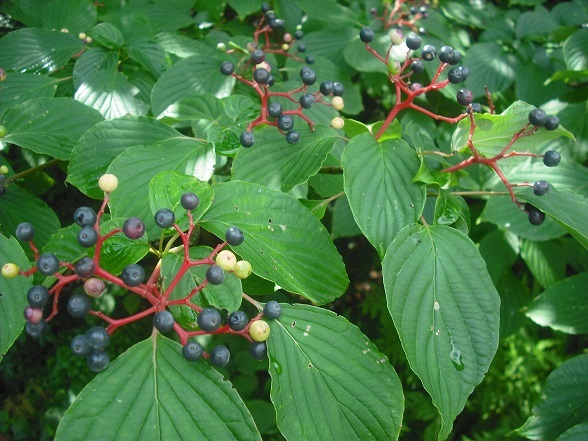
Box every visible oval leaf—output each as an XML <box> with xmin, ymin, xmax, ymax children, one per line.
<box><xmin>0</xmin><ymin>72</ymin><xmax>58</xmax><ymax>115</ymax></box>
<box><xmin>200</xmin><ymin>181</ymin><xmax>349</xmax><ymax>304</ymax></box>
<box><xmin>268</xmin><ymin>303</ymin><xmax>404</xmax><ymax>440</ymax></box>
<box><xmin>382</xmin><ymin>224</ymin><xmax>500</xmax><ymax>440</ymax></box>
<box><xmin>55</xmin><ymin>333</ymin><xmax>261</xmax><ymax>440</ymax></box>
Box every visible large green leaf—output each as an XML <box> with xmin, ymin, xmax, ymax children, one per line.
<box><xmin>55</xmin><ymin>333</ymin><xmax>261</xmax><ymax>441</ymax></box>
<box><xmin>0</xmin><ymin>97</ymin><xmax>103</xmax><ymax>160</ymax></box>
<box><xmin>0</xmin><ymin>235</ymin><xmax>32</xmax><ymax>363</ymax></box>
<box><xmin>382</xmin><ymin>224</ymin><xmax>500</xmax><ymax>440</ymax></box>
<box><xmin>42</xmin><ymin>0</ymin><xmax>97</xmax><ymax>34</ymax></box>
<box><xmin>0</xmin><ymin>28</ymin><xmax>83</xmax><ymax>74</ymax></box>
<box><xmin>97</xmin><ymin>219</ymin><xmax>151</xmax><ymax>275</ymax></box>
<box><xmin>555</xmin><ymin>423</ymin><xmax>588</xmax><ymax>441</ymax></box>
<box><xmin>524</xmin><ymin>273</ymin><xmax>588</xmax><ymax>334</ymax></box>
<box><xmin>451</xmin><ymin>101</ymin><xmax>574</xmax><ymax>158</ymax></box>
<box><xmin>232</xmin><ymin>125</ymin><xmax>339</xmax><ymax>193</ymax></box>
<box><xmin>517</xmin><ymin>354</ymin><xmax>588</xmax><ymax>440</ymax></box>
<box><xmin>478</xmin><ymin>229</ymin><xmax>519</xmax><ymax>283</ymax></box>
<box><xmin>125</xmin><ymin>38</ymin><xmax>169</xmax><ymax>78</ymax></box>
<box><xmin>108</xmin><ymin>138</ymin><xmax>215</xmax><ymax>240</ymax></box>
<box><xmin>0</xmin><ymin>72</ymin><xmax>59</xmax><ymax>116</ymax></box>
<box><xmin>563</xmin><ymin>29</ymin><xmax>588</xmax><ymax>71</ymax></box>
<box><xmin>0</xmin><ymin>0</ymin><xmax>45</xmax><ymax>28</ymax></box>
<box><xmin>200</xmin><ymin>181</ymin><xmax>349</xmax><ymax>304</ymax></box>
<box><xmin>75</xmin><ymin>69</ymin><xmax>149</xmax><ymax>119</ymax></box>
<box><xmin>72</xmin><ymin>46</ymin><xmax>119</xmax><ymax>89</ymax></box>
<box><xmin>515</xmin><ymin>11</ymin><xmax>557</xmax><ymax>39</ymax></box>
<box><xmin>463</xmin><ymin>42</ymin><xmax>518</xmax><ymax>97</ymax></box>
<box><xmin>67</xmin><ymin>116</ymin><xmax>183</xmax><ymax>198</ymax></box>
<box><xmin>268</xmin><ymin>304</ymin><xmax>404</xmax><ymax>440</ymax></box>
<box><xmin>520</xmin><ymin>239</ymin><xmax>566</xmax><ymax>288</ymax></box>
<box><xmin>342</xmin><ymin>134</ymin><xmax>426</xmax><ymax>258</ymax></box>
<box><xmin>88</xmin><ymin>22</ymin><xmax>125</xmax><ymax>49</ymax></box>
<box><xmin>331</xmin><ymin>195</ymin><xmax>362</xmax><ymax>239</ymax></box>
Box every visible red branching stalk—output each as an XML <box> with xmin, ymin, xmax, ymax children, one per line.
<box><xmin>373</xmin><ymin>0</ymin><xmax>428</xmax><ymax>31</ymax></box>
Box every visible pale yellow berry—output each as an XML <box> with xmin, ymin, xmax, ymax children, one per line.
<box><xmin>78</xmin><ymin>32</ymin><xmax>87</xmax><ymax>40</ymax></box>
<box><xmin>282</xmin><ymin>43</ymin><xmax>289</xmax><ymax>51</ymax></box>
<box><xmin>60</xmin><ymin>28</ymin><xmax>69</xmax><ymax>33</ymax></box>
<box><xmin>216</xmin><ymin>250</ymin><xmax>237</xmax><ymax>271</ymax></box>
<box><xmin>0</xmin><ymin>165</ymin><xmax>8</xmax><ymax>174</ymax></box>
<box><xmin>249</xmin><ymin>320</ymin><xmax>270</xmax><ymax>342</ymax></box>
<box><xmin>331</xmin><ymin>96</ymin><xmax>344</xmax><ymax>111</ymax></box>
<box><xmin>98</xmin><ymin>174</ymin><xmax>118</xmax><ymax>193</ymax></box>
<box><xmin>331</xmin><ymin>117</ymin><xmax>345</xmax><ymax>130</ymax></box>
<box><xmin>85</xmin><ymin>36</ymin><xmax>93</xmax><ymax>44</ymax></box>
<box><xmin>2</xmin><ymin>263</ymin><xmax>20</xmax><ymax>279</ymax></box>
<box><xmin>233</xmin><ymin>260</ymin><xmax>252</xmax><ymax>279</ymax></box>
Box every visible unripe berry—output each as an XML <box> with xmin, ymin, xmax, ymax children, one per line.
<box><xmin>216</xmin><ymin>250</ymin><xmax>237</xmax><ymax>271</ymax></box>
<box><xmin>0</xmin><ymin>68</ymin><xmax>6</xmax><ymax>82</ymax></box>
<box><xmin>0</xmin><ymin>165</ymin><xmax>8</xmax><ymax>174</ymax></box>
<box><xmin>84</xmin><ymin>278</ymin><xmax>106</xmax><ymax>297</ymax></box>
<box><xmin>332</xmin><ymin>96</ymin><xmax>345</xmax><ymax>111</ymax></box>
<box><xmin>389</xmin><ymin>29</ymin><xmax>404</xmax><ymax>45</ymax></box>
<box><xmin>387</xmin><ymin>59</ymin><xmax>401</xmax><ymax>75</ymax></box>
<box><xmin>249</xmin><ymin>320</ymin><xmax>270</xmax><ymax>342</ymax></box>
<box><xmin>216</xmin><ymin>42</ymin><xmax>227</xmax><ymax>52</ymax></box>
<box><xmin>98</xmin><ymin>174</ymin><xmax>118</xmax><ymax>192</ymax></box>
<box><xmin>24</xmin><ymin>306</ymin><xmax>43</xmax><ymax>324</ymax></box>
<box><xmin>233</xmin><ymin>260</ymin><xmax>252</xmax><ymax>279</ymax></box>
<box><xmin>0</xmin><ymin>126</ymin><xmax>6</xmax><ymax>138</ymax></box>
<box><xmin>410</xmin><ymin>83</ymin><xmax>423</xmax><ymax>92</ymax></box>
<box><xmin>284</xmin><ymin>33</ymin><xmax>293</xmax><ymax>43</ymax></box>
<box><xmin>331</xmin><ymin>117</ymin><xmax>345</xmax><ymax>130</ymax></box>
<box><xmin>122</xmin><ymin>216</ymin><xmax>145</xmax><ymax>239</ymax></box>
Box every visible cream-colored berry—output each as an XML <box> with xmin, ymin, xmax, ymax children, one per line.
<box><xmin>331</xmin><ymin>96</ymin><xmax>344</xmax><ymax>111</ymax></box>
<box><xmin>331</xmin><ymin>117</ymin><xmax>345</xmax><ymax>130</ymax></box>
<box><xmin>233</xmin><ymin>260</ymin><xmax>252</xmax><ymax>279</ymax></box>
<box><xmin>98</xmin><ymin>174</ymin><xmax>118</xmax><ymax>193</ymax></box>
<box><xmin>2</xmin><ymin>263</ymin><xmax>20</xmax><ymax>279</ymax></box>
<box><xmin>249</xmin><ymin>320</ymin><xmax>270</xmax><ymax>342</ymax></box>
<box><xmin>78</xmin><ymin>32</ymin><xmax>87</xmax><ymax>40</ymax></box>
<box><xmin>216</xmin><ymin>250</ymin><xmax>237</xmax><ymax>271</ymax></box>
<box><xmin>0</xmin><ymin>165</ymin><xmax>8</xmax><ymax>174</ymax></box>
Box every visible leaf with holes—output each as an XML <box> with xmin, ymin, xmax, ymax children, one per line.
<box><xmin>382</xmin><ymin>224</ymin><xmax>500</xmax><ymax>440</ymax></box>
<box><xmin>268</xmin><ymin>303</ymin><xmax>404</xmax><ymax>440</ymax></box>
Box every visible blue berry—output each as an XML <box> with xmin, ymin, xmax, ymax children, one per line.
<box><xmin>197</xmin><ymin>307</ymin><xmax>222</xmax><ymax>331</ymax></box>
<box><xmin>543</xmin><ymin>150</ymin><xmax>561</xmax><ymax>167</ymax></box>
<box><xmin>458</xmin><ymin>66</ymin><xmax>469</xmax><ymax>80</ymax></box>
<box><xmin>305</xmin><ymin>55</ymin><xmax>315</xmax><ymax>65</ymax></box>
<box><xmin>37</xmin><ymin>253</ymin><xmax>59</xmax><ymax>276</ymax></box>
<box><xmin>359</xmin><ymin>27</ymin><xmax>374</xmax><ymax>43</ymax></box>
<box><xmin>447</xmin><ymin>68</ymin><xmax>463</xmax><ymax>84</ymax></box>
<box><xmin>333</xmin><ymin>82</ymin><xmax>345</xmax><ymax>97</ymax></box>
<box><xmin>16</xmin><ymin>222</ymin><xmax>35</xmax><ymax>241</ymax></box>
<box><xmin>421</xmin><ymin>45</ymin><xmax>436</xmax><ymax>61</ymax></box>
<box><xmin>320</xmin><ymin>80</ymin><xmax>334</xmax><ymax>95</ymax></box>
<box><xmin>528</xmin><ymin>208</ymin><xmax>545</xmax><ymax>226</ymax></box>
<box><xmin>77</xmin><ymin>226</ymin><xmax>98</xmax><ymax>247</ymax></box>
<box><xmin>183</xmin><ymin>341</ymin><xmax>204</xmax><ymax>361</ymax></box>
<box><xmin>299</xmin><ymin>67</ymin><xmax>316</xmax><ymax>85</ymax></box>
<box><xmin>27</xmin><ymin>285</ymin><xmax>49</xmax><ymax>308</ymax></box>
<box><xmin>250</xmin><ymin>341</ymin><xmax>267</xmax><ymax>360</ymax></box>
<box><xmin>122</xmin><ymin>216</ymin><xmax>145</xmax><ymax>239</ymax></box>
<box><xmin>297</xmin><ymin>43</ymin><xmax>307</xmax><ymax>53</ymax></box>
<box><xmin>267</xmin><ymin>75</ymin><xmax>274</xmax><ymax>86</ymax></box>
<box><xmin>153</xmin><ymin>310</ymin><xmax>175</xmax><ymax>333</ymax></box>
<box><xmin>154</xmin><ymin>208</ymin><xmax>175</xmax><ymax>228</ymax></box>
<box><xmin>225</xmin><ymin>226</ymin><xmax>244</xmax><ymax>245</ymax></box>
<box><xmin>87</xmin><ymin>350</ymin><xmax>109</xmax><ymax>372</ymax></box>
<box><xmin>268</xmin><ymin>102</ymin><xmax>283</xmax><ymax>117</ymax></box>
<box><xmin>286</xmin><ymin>130</ymin><xmax>300</xmax><ymax>144</ymax></box>
<box><xmin>206</xmin><ymin>265</ymin><xmax>225</xmax><ymax>285</ymax></box>
<box><xmin>251</xmin><ymin>49</ymin><xmax>265</xmax><ymax>64</ymax></box>
<box><xmin>74</xmin><ymin>257</ymin><xmax>95</xmax><ymax>278</ymax></box>
<box><xmin>405</xmin><ymin>34</ymin><xmax>422</xmax><ymax>50</ymax></box>
<box><xmin>220</xmin><ymin>61</ymin><xmax>235</xmax><ymax>75</ymax></box>
<box><xmin>71</xmin><ymin>335</ymin><xmax>92</xmax><ymax>357</ymax></box>
<box><xmin>210</xmin><ymin>345</ymin><xmax>230</xmax><ymax>367</ymax></box>
<box><xmin>240</xmin><ymin>131</ymin><xmax>255</xmax><ymax>148</ymax></box>
<box><xmin>456</xmin><ymin>89</ymin><xmax>473</xmax><ymax>106</ymax></box>
<box><xmin>120</xmin><ymin>264</ymin><xmax>145</xmax><ymax>287</ymax></box>
<box><xmin>228</xmin><ymin>310</ymin><xmax>248</xmax><ymax>331</ymax></box>
<box><xmin>438</xmin><ymin>46</ymin><xmax>455</xmax><ymax>63</ymax></box>
<box><xmin>86</xmin><ymin>326</ymin><xmax>110</xmax><ymax>349</ymax></box>
<box><xmin>529</xmin><ymin>108</ymin><xmax>547</xmax><ymax>126</ymax></box>
<box><xmin>74</xmin><ymin>206</ymin><xmax>97</xmax><ymax>227</ymax></box>
<box><xmin>180</xmin><ymin>192</ymin><xmax>199</xmax><ymax>210</ymax></box>
<box><xmin>411</xmin><ymin>60</ymin><xmax>424</xmax><ymax>74</ymax></box>
<box><xmin>299</xmin><ymin>93</ymin><xmax>315</xmax><ymax>109</ymax></box>
<box><xmin>533</xmin><ymin>180</ymin><xmax>549</xmax><ymax>196</ymax></box>
<box><xmin>253</xmin><ymin>67</ymin><xmax>270</xmax><ymax>84</ymax></box>
<box><xmin>263</xmin><ymin>300</ymin><xmax>282</xmax><ymax>320</ymax></box>
<box><xmin>469</xmin><ymin>103</ymin><xmax>483</xmax><ymax>113</ymax></box>
<box><xmin>544</xmin><ymin>116</ymin><xmax>560</xmax><ymax>131</ymax></box>
<box><xmin>278</xmin><ymin>114</ymin><xmax>294</xmax><ymax>131</ymax></box>
<box><xmin>67</xmin><ymin>294</ymin><xmax>92</xmax><ymax>318</ymax></box>
<box><xmin>25</xmin><ymin>320</ymin><xmax>48</xmax><ymax>337</ymax></box>
<box><xmin>294</xmin><ymin>30</ymin><xmax>304</xmax><ymax>40</ymax></box>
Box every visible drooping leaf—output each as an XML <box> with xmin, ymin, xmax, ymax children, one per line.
<box><xmin>520</xmin><ymin>239</ymin><xmax>566</xmax><ymax>288</ymax></box>
<box><xmin>0</xmin><ymin>72</ymin><xmax>59</xmax><ymax>115</ymax></box>
<box><xmin>232</xmin><ymin>125</ymin><xmax>339</xmax><ymax>193</ymax></box>
<box><xmin>0</xmin><ymin>97</ymin><xmax>103</xmax><ymax>160</ymax></box>
<box><xmin>200</xmin><ymin>181</ymin><xmax>349</xmax><ymax>304</ymax></box>
<box><xmin>268</xmin><ymin>303</ymin><xmax>404</xmax><ymax>440</ymax></box>
<box><xmin>382</xmin><ymin>224</ymin><xmax>500</xmax><ymax>440</ymax></box>
<box><xmin>563</xmin><ymin>29</ymin><xmax>588</xmax><ymax>71</ymax></box>
<box><xmin>515</xmin><ymin>11</ymin><xmax>557</xmax><ymax>39</ymax></box>
<box><xmin>88</xmin><ymin>22</ymin><xmax>125</xmax><ymax>49</ymax></box>
<box><xmin>0</xmin><ymin>235</ymin><xmax>32</xmax><ymax>363</ymax></box>
<box><xmin>517</xmin><ymin>354</ymin><xmax>588</xmax><ymax>440</ymax></box>
<box><xmin>0</xmin><ymin>28</ymin><xmax>83</xmax><ymax>74</ymax></box>
<box><xmin>42</xmin><ymin>0</ymin><xmax>98</xmax><ymax>35</ymax></box>
<box><xmin>55</xmin><ymin>333</ymin><xmax>261</xmax><ymax>441</ymax></box>
<box><xmin>554</xmin><ymin>422</ymin><xmax>588</xmax><ymax>441</ymax></box>
<box><xmin>125</xmin><ymin>38</ymin><xmax>169</xmax><ymax>78</ymax></box>
<box><xmin>478</xmin><ymin>229</ymin><xmax>519</xmax><ymax>284</ymax></box>
<box><xmin>331</xmin><ymin>195</ymin><xmax>362</xmax><ymax>239</ymax></box>
<box><xmin>342</xmin><ymin>134</ymin><xmax>426</xmax><ymax>258</ymax></box>
<box><xmin>524</xmin><ymin>272</ymin><xmax>588</xmax><ymax>334</ymax></box>
<box><xmin>0</xmin><ymin>0</ymin><xmax>45</xmax><ymax>28</ymax></box>
<box><xmin>72</xmin><ymin>46</ymin><xmax>119</xmax><ymax>89</ymax></box>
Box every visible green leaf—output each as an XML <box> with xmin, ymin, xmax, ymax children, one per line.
<box><xmin>517</xmin><ymin>354</ymin><xmax>588</xmax><ymax>440</ymax></box>
<box><xmin>42</xmin><ymin>0</ymin><xmax>97</xmax><ymax>35</ymax></box>
<box><xmin>517</xmin><ymin>187</ymin><xmax>588</xmax><ymax>249</ymax></box>
<box><xmin>342</xmin><ymin>134</ymin><xmax>426</xmax><ymax>258</ymax></box>
<box><xmin>108</xmin><ymin>138</ymin><xmax>215</xmax><ymax>240</ymax></box>
<box><xmin>125</xmin><ymin>38</ymin><xmax>169</xmax><ymax>78</ymax></box>
<box><xmin>0</xmin><ymin>0</ymin><xmax>45</xmax><ymax>28</ymax></box>
<box><xmin>520</xmin><ymin>239</ymin><xmax>566</xmax><ymax>288</ymax></box>
<box><xmin>0</xmin><ymin>28</ymin><xmax>83</xmax><ymax>74</ymax></box>
<box><xmin>497</xmin><ymin>272</ymin><xmax>529</xmax><ymax>339</ymax></box>
<box><xmin>89</xmin><ymin>22</ymin><xmax>125</xmax><ymax>49</ymax></box>
<box><xmin>67</xmin><ymin>116</ymin><xmax>183</xmax><ymax>198</ymax></box>
<box><xmin>434</xmin><ymin>190</ymin><xmax>463</xmax><ymax>225</ymax></box>
<box><xmin>200</xmin><ymin>181</ymin><xmax>349</xmax><ymax>304</ymax></box>
<box><xmin>293</xmin><ymin>0</ymin><xmax>357</xmax><ymax>25</ymax></box>
<box><xmin>564</xmin><ymin>29</ymin><xmax>588</xmax><ymax>71</ymax></box>
<box><xmin>98</xmin><ymin>219</ymin><xmax>151</xmax><ymax>275</ymax></box>
<box><xmin>0</xmin><ymin>235</ymin><xmax>32</xmax><ymax>363</ymax></box>
<box><xmin>478</xmin><ymin>229</ymin><xmax>519</xmax><ymax>284</ymax></box>
<box><xmin>268</xmin><ymin>304</ymin><xmax>404</xmax><ymax>440</ymax></box>
<box><xmin>552</xmin><ymin>3</ymin><xmax>588</xmax><ymax>27</ymax></box>
<box><xmin>515</xmin><ymin>11</ymin><xmax>557</xmax><ymax>39</ymax></box>
<box><xmin>382</xmin><ymin>224</ymin><xmax>500</xmax><ymax>440</ymax></box>
<box><xmin>451</xmin><ymin>101</ymin><xmax>574</xmax><ymax>158</ymax></box>
<box><xmin>464</xmin><ymin>42</ymin><xmax>518</xmax><ymax>96</ymax></box>
<box><xmin>72</xmin><ymin>46</ymin><xmax>119</xmax><ymax>89</ymax></box>
<box><xmin>232</xmin><ymin>125</ymin><xmax>339</xmax><ymax>193</ymax></box>
<box><xmin>0</xmin><ymin>72</ymin><xmax>59</xmax><ymax>116</ymax></box>
<box><xmin>161</xmin><ymin>247</ymin><xmax>243</xmax><ymax>312</ymax></box>
<box><xmin>555</xmin><ymin>422</ymin><xmax>588</xmax><ymax>441</ymax></box>
<box><xmin>0</xmin><ymin>97</ymin><xmax>103</xmax><ymax>160</ymax></box>
<box><xmin>55</xmin><ymin>333</ymin><xmax>261</xmax><ymax>441</ymax></box>
<box><xmin>43</xmin><ymin>224</ymin><xmax>87</xmax><ymax>265</ymax></box>
<box><xmin>75</xmin><ymin>69</ymin><xmax>149</xmax><ymax>120</ymax></box>
<box><xmin>331</xmin><ymin>195</ymin><xmax>362</xmax><ymax>239</ymax></box>
<box><xmin>524</xmin><ymin>273</ymin><xmax>588</xmax><ymax>334</ymax></box>
<box><xmin>226</xmin><ymin>0</ymin><xmax>262</xmax><ymax>19</ymax></box>
<box><xmin>151</xmin><ymin>52</ymin><xmax>236</xmax><ymax>117</ymax></box>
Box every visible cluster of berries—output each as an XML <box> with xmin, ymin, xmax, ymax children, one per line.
<box><xmin>371</xmin><ymin>1</ymin><xmax>429</xmax><ymax>33</ymax></box>
<box><xmin>0</xmin><ymin>164</ymin><xmax>8</xmax><ymax>196</ymax></box>
<box><xmin>1</xmin><ymin>174</ymin><xmax>282</xmax><ymax>373</ymax></box>
<box><xmin>220</xmin><ymin>50</ymin><xmax>345</xmax><ymax>147</ymax></box>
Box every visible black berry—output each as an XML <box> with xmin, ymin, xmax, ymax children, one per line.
<box><xmin>449</xmin><ymin>50</ymin><xmax>461</xmax><ymax>65</ymax></box>
<box><xmin>543</xmin><ymin>150</ymin><xmax>561</xmax><ymax>167</ymax></box>
<box><xmin>268</xmin><ymin>102</ymin><xmax>283</xmax><ymax>117</ymax></box>
<box><xmin>26</xmin><ymin>320</ymin><xmax>48</xmax><ymax>337</ymax></box>
<box><xmin>251</xmin><ymin>49</ymin><xmax>265</xmax><ymax>64</ymax></box>
<box><xmin>240</xmin><ymin>131</ymin><xmax>255</xmax><ymax>148</ymax></box>
<box><xmin>261</xmin><ymin>3</ymin><xmax>270</xmax><ymax>13</ymax></box>
<box><xmin>220</xmin><ymin>61</ymin><xmax>235</xmax><ymax>75</ymax></box>
<box><xmin>438</xmin><ymin>46</ymin><xmax>455</xmax><ymax>63</ymax></box>
<box><xmin>286</xmin><ymin>130</ymin><xmax>300</xmax><ymax>144</ymax></box>
<box><xmin>299</xmin><ymin>93</ymin><xmax>315</xmax><ymax>109</ymax></box>
<box><xmin>77</xmin><ymin>226</ymin><xmax>98</xmax><ymax>247</ymax></box>
<box><xmin>74</xmin><ymin>206</ymin><xmax>97</xmax><ymax>227</ymax></box>
<box><xmin>263</xmin><ymin>300</ymin><xmax>282</xmax><ymax>320</ymax></box>
<box><xmin>197</xmin><ymin>307</ymin><xmax>222</xmax><ymax>331</ymax></box>
<box><xmin>278</xmin><ymin>114</ymin><xmax>294</xmax><ymax>131</ymax></box>
<box><xmin>320</xmin><ymin>80</ymin><xmax>334</xmax><ymax>95</ymax></box>
<box><xmin>544</xmin><ymin>115</ymin><xmax>560</xmax><ymax>131</ymax></box>
<box><xmin>297</xmin><ymin>43</ymin><xmax>307</xmax><ymax>53</ymax></box>
<box><xmin>411</xmin><ymin>60</ymin><xmax>424</xmax><ymax>74</ymax></box>
<box><xmin>86</xmin><ymin>326</ymin><xmax>110</xmax><ymax>349</ymax></box>
<box><xmin>250</xmin><ymin>341</ymin><xmax>267</xmax><ymax>360</ymax></box>
<box><xmin>333</xmin><ymin>82</ymin><xmax>345</xmax><ymax>97</ymax></box>
<box><xmin>74</xmin><ymin>257</ymin><xmax>95</xmax><ymax>278</ymax></box>
<box><xmin>456</xmin><ymin>89</ymin><xmax>473</xmax><ymax>106</ymax></box>
<box><xmin>210</xmin><ymin>345</ymin><xmax>230</xmax><ymax>367</ymax></box>
<box><xmin>154</xmin><ymin>208</ymin><xmax>175</xmax><ymax>228</ymax></box>
<box><xmin>458</xmin><ymin>66</ymin><xmax>469</xmax><ymax>80</ymax></box>
<box><xmin>87</xmin><ymin>350</ymin><xmax>109</xmax><ymax>372</ymax></box>
<box><xmin>294</xmin><ymin>30</ymin><xmax>304</xmax><ymax>40</ymax></box>
<box><xmin>305</xmin><ymin>55</ymin><xmax>315</xmax><ymax>64</ymax></box>
<box><xmin>405</xmin><ymin>34</ymin><xmax>422</xmax><ymax>50</ymax></box>
<box><xmin>120</xmin><ymin>264</ymin><xmax>145</xmax><ymax>287</ymax></box>
<box><xmin>27</xmin><ymin>285</ymin><xmax>49</xmax><ymax>308</ymax></box>
<box><xmin>37</xmin><ymin>253</ymin><xmax>60</xmax><ymax>276</ymax></box>
<box><xmin>267</xmin><ymin>75</ymin><xmax>274</xmax><ymax>86</ymax></box>
<box><xmin>153</xmin><ymin>310</ymin><xmax>175</xmax><ymax>333</ymax></box>
<box><xmin>421</xmin><ymin>45</ymin><xmax>436</xmax><ymax>61</ymax></box>
<box><xmin>528</xmin><ymin>208</ymin><xmax>546</xmax><ymax>226</ymax></box>
<box><xmin>67</xmin><ymin>294</ymin><xmax>91</xmax><ymax>319</ymax></box>
<box><xmin>469</xmin><ymin>103</ymin><xmax>483</xmax><ymax>113</ymax></box>
<box><xmin>228</xmin><ymin>310</ymin><xmax>248</xmax><ymax>331</ymax></box>
<box><xmin>299</xmin><ymin>67</ymin><xmax>316</xmax><ymax>85</ymax></box>
<box><xmin>206</xmin><ymin>265</ymin><xmax>225</xmax><ymax>285</ymax></box>
<box><xmin>122</xmin><ymin>217</ymin><xmax>145</xmax><ymax>239</ymax></box>
<box><xmin>447</xmin><ymin>67</ymin><xmax>463</xmax><ymax>84</ymax></box>
<box><xmin>183</xmin><ymin>341</ymin><xmax>204</xmax><ymax>361</ymax></box>
<box><xmin>359</xmin><ymin>27</ymin><xmax>374</xmax><ymax>43</ymax></box>
<box><xmin>533</xmin><ymin>180</ymin><xmax>549</xmax><ymax>196</ymax></box>
<box><xmin>269</xmin><ymin>18</ymin><xmax>284</xmax><ymax>30</ymax></box>
<box><xmin>16</xmin><ymin>222</ymin><xmax>35</xmax><ymax>241</ymax></box>
<box><xmin>253</xmin><ymin>67</ymin><xmax>270</xmax><ymax>84</ymax></box>
<box><xmin>225</xmin><ymin>226</ymin><xmax>244</xmax><ymax>245</ymax></box>
<box><xmin>529</xmin><ymin>108</ymin><xmax>547</xmax><ymax>126</ymax></box>
<box><xmin>181</xmin><ymin>192</ymin><xmax>199</xmax><ymax>210</ymax></box>
<box><xmin>71</xmin><ymin>335</ymin><xmax>92</xmax><ymax>357</ymax></box>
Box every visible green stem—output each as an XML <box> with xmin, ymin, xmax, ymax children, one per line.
<box><xmin>6</xmin><ymin>158</ymin><xmax>61</xmax><ymax>184</ymax></box>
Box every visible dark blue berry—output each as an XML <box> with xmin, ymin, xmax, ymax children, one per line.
<box><xmin>153</xmin><ymin>310</ymin><xmax>175</xmax><ymax>333</ymax></box>
<box><xmin>405</xmin><ymin>34</ymin><xmax>422</xmax><ymax>50</ymax></box>
<box><xmin>225</xmin><ymin>226</ymin><xmax>244</xmax><ymax>245</ymax></box>
<box><xmin>297</xmin><ymin>43</ymin><xmax>307</xmax><ymax>53</ymax></box>
<box><xmin>253</xmin><ymin>67</ymin><xmax>270</xmax><ymax>84</ymax></box>
<box><xmin>411</xmin><ymin>60</ymin><xmax>424</xmax><ymax>74</ymax></box>
<box><xmin>77</xmin><ymin>226</ymin><xmax>98</xmax><ymax>247</ymax></box>
<box><xmin>299</xmin><ymin>67</ymin><xmax>316</xmax><ymax>85</ymax></box>
<box><xmin>37</xmin><ymin>253</ymin><xmax>59</xmax><ymax>276</ymax></box>
<box><xmin>533</xmin><ymin>180</ymin><xmax>549</xmax><ymax>196</ymax></box>
<box><xmin>183</xmin><ymin>341</ymin><xmax>204</xmax><ymax>361</ymax></box>
<box><xmin>210</xmin><ymin>345</ymin><xmax>230</xmax><ymax>367</ymax></box>
<box><xmin>278</xmin><ymin>114</ymin><xmax>294</xmax><ymax>131</ymax></box>
<box><xmin>240</xmin><ymin>131</ymin><xmax>255</xmax><ymax>148</ymax></box>
<box><xmin>529</xmin><ymin>108</ymin><xmax>547</xmax><ymax>126</ymax></box>
<box><xmin>544</xmin><ymin>116</ymin><xmax>560</xmax><ymax>131</ymax></box>
<box><xmin>263</xmin><ymin>300</ymin><xmax>281</xmax><ymax>320</ymax></box>
<box><xmin>528</xmin><ymin>208</ymin><xmax>545</xmax><ymax>226</ymax></box>
<box><xmin>197</xmin><ymin>307</ymin><xmax>222</xmax><ymax>331</ymax></box>
<box><xmin>71</xmin><ymin>335</ymin><xmax>92</xmax><ymax>357</ymax></box>
<box><xmin>181</xmin><ymin>192</ymin><xmax>200</xmax><ymax>210</ymax></box>
<box><xmin>458</xmin><ymin>66</ymin><xmax>469</xmax><ymax>80</ymax></box>
<box><xmin>154</xmin><ymin>208</ymin><xmax>175</xmax><ymax>228</ymax></box>
<box><xmin>359</xmin><ymin>27</ymin><xmax>374</xmax><ymax>43</ymax></box>
<box><xmin>333</xmin><ymin>82</ymin><xmax>345</xmax><ymax>96</ymax></box>
<box><xmin>206</xmin><ymin>265</ymin><xmax>225</xmax><ymax>285</ymax></box>
<box><xmin>469</xmin><ymin>103</ymin><xmax>483</xmax><ymax>113</ymax></box>
<box><xmin>86</xmin><ymin>326</ymin><xmax>110</xmax><ymax>349</ymax></box>
<box><xmin>250</xmin><ymin>341</ymin><xmax>267</xmax><ymax>360</ymax></box>
<box><xmin>286</xmin><ymin>130</ymin><xmax>300</xmax><ymax>144</ymax></box>
<box><xmin>299</xmin><ymin>93</ymin><xmax>315</xmax><ymax>109</ymax></box>
<box><xmin>27</xmin><ymin>285</ymin><xmax>49</xmax><ymax>308</ymax></box>
<box><xmin>67</xmin><ymin>294</ymin><xmax>91</xmax><ymax>318</ymax></box>
<box><xmin>294</xmin><ymin>30</ymin><xmax>304</xmax><ymax>40</ymax></box>
<box><xmin>26</xmin><ymin>320</ymin><xmax>47</xmax><ymax>337</ymax></box>
<box><xmin>122</xmin><ymin>217</ymin><xmax>145</xmax><ymax>239</ymax></box>
<box><xmin>543</xmin><ymin>150</ymin><xmax>561</xmax><ymax>167</ymax></box>
<box><xmin>220</xmin><ymin>61</ymin><xmax>234</xmax><ymax>75</ymax></box>
<box><xmin>74</xmin><ymin>206</ymin><xmax>97</xmax><ymax>227</ymax></box>
<box><xmin>74</xmin><ymin>257</ymin><xmax>95</xmax><ymax>278</ymax></box>
<box><xmin>438</xmin><ymin>46</ymin><xmax>455</xmax><ymax>63</ymax></box>
<box><xmin>267</xmin><ymin>75</ymin><xmax>275</xmax><ymax>86</ymax></box>
<box><xmin>447</xmin><ymin>68</ymin><xmax>463</xmax><ymax>84</ymax></box>
<box><xmin>305</xmin><ymin>55</ymin><xmax>315</xmax><ymax>65</ymax></box>
<box><xmin>120</xmin><ymin>264</ymin><xmax>145</xmax><ymax>287</ymax></box>
<box><xmin>228</xmin><ymin>311</ymin><xmax>248</xmax><ymax>331</ymax></box>
<box><xmin>320</xmin><ymin>80</ymin><xmax>334</xmax><ymax>95</ymax></box>
<box><xmin>16</xmin><ymin>222</ymin><xmax>35</xmax><ymax>241</ymax></box>
<box><xmin>251</xmin><ymin>49</ymin><xmax>265</xmax><ymax>64</ymax></box>
<box><xmin>87</xmin><ymin>350</ymin><xmax>109</xmax><ymax>372</ymax></box>
<box><xmin>421</xmin><ymin>45</ymin><xmax>436</xmax><ymax>61</ymax></box>
<box><xmin>450</xmin><ymin>50</ymin><xmax>462</xmax><ymax>65</ymax></box>
<box><xmin>269</xmin><ymin>19</ymin><xmax>284</xmax><ymax>30</ymax></box>
<box><xmin>268</xmin><ymin>102</ymin><xmax>283</xmax><ymax>117</ymax></box>
<box><xmin>456</xmin><ymin>89</ymin><xmax>473</xmax><ymax>106</ymax></box>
